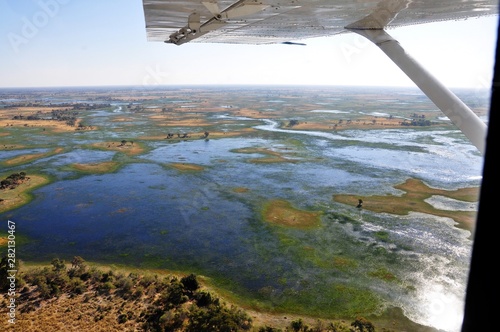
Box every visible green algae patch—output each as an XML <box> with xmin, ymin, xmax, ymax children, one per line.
<box><xmin>333</xmin><ymin>178</ymin><xmax>479</xmax><ymax>232</ymax></box>
<box><xmin>0</xmin><ymin>173</ymin><xmax>51</xmax><ymax>213</ymax></box>
<box><xmin>262</xmin><ymin>200</ymin><xmax>322</xmax><ymax>229</ymax></box>
<box><xmin>70</xmin><ymin>161</ymin><xmax>120</xmax><ymax>174</ymax></box>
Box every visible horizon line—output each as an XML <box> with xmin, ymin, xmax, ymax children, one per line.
<box><xmin>0</xmin><ymin>83</ymin><xmax>492</xmax><ymax>91</ymax></box>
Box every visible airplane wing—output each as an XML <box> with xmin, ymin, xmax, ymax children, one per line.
<box><xmin>142</xmin><ymin>0</ymin><xmax>498</xmax><ymax>45</ymax></box>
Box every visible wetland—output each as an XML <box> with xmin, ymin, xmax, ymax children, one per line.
<box><xmin>0</xmin><ymin>85</ymin><xmax>488</xmax><ymax>331</ymax></box>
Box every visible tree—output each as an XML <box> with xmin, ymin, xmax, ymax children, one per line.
<box><xmin>351</xmin><ymin>317</ymin><xmax>375</xmax><ymax>332</ymax></box>
<box><xmin>290</xmin><ymin>318</ymin><xmax>306</xmax><ymax>332</ymax></box>
<box><xmin>195</xmin><ymin>290</ymin><xmax>218</xmax><ymax>307</ymax></box>
<box><xmin>51</xmin><ymin>258</ymin><xmax>66</xmax><ymax>272</ymax></box>
<box><xmin>71</xmin><ymin>256</ymin><xmax>85</xmax><ymax>269</ymax></box>
<box><xmin>186</xmin><ymin>305</ymin><xmax>252</xmax><ymax>332</ymax></box>
<box><xmin>160</xmin><ymin>278</ymin><xmax>188</xmax><ymax>307</ymax></box>
<box><xmin>69</xmin><ymin>256</ymin><xmax>87</xmax><ymax>277</ymax></box>
<box><xmin>181</xmin><ymin>273</ymin><xmax>199</xmax><ymax>294</ymax></box>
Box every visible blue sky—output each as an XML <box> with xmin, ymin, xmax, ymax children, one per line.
<box><xmin>0</xmin><ymin>0</ymin><xmax>498</xmax><ymax>88</ymax></box>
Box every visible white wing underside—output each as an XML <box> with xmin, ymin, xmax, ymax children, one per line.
<box><xmin>142</xmin><ymin>0</ymin><xmax>498</xmax><ymax>45</ymax></box>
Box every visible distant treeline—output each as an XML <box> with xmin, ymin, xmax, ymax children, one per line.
<box><xmin>401</xmin><ymin>119</ymin><xmax>432</xmax><ymax>126</ymax></box>
<box><xmin>3</xmin><ymin>102</ymin><xmax>110</xmax><ymax>110</ymax></box>
<box><xmin>10</xmin><ymin>107</ymin><xmax>97</xmax><ymax>127</ymax></box>
<box><xmin>400</xmin><ymin>113</ymin><xmax>432</xmax><ymax>127</ymax></box>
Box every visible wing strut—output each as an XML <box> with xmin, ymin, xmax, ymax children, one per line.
<box><xmin>347</xmin><ymin>28</ymin><xmax>487</xmax><ymax>154</ymax></box>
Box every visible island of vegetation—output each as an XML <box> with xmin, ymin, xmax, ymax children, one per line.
<box><xmin>1</xmin><ymin>106</ymin><xmax>99</xmax><ymax>132</ymax></box>
<box><xmin>282</xmin><ymin>112</ymin><xmax>436</xmax><ymax>132</ymax></box>
<box><xmin>70</xmin><ymin>161</ymin><xmax>120</xmax><ymax>174</ymax></box>
<box><xmin>169</xmin><ymin>163</ymin><xmax>205</xmax><ymax>172</ymax></box>
<box><xmin>2</xmin><ymin>147</ymin><xmax>64</xmax><ymax>167</ymax></box>
<box><xmin>90</xmin><ymin>140</ymin><xmax>145</xmax><ymax>156</ymax></box>
<box><xmin>333</xmin><ymin>178</ymin><xmax>479</xmax><ymax>232</ymax></box>
<box><xmin>0</xmin><ymin>172</ymin><xmax>50</xmax><ymax>213</ymax></box>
